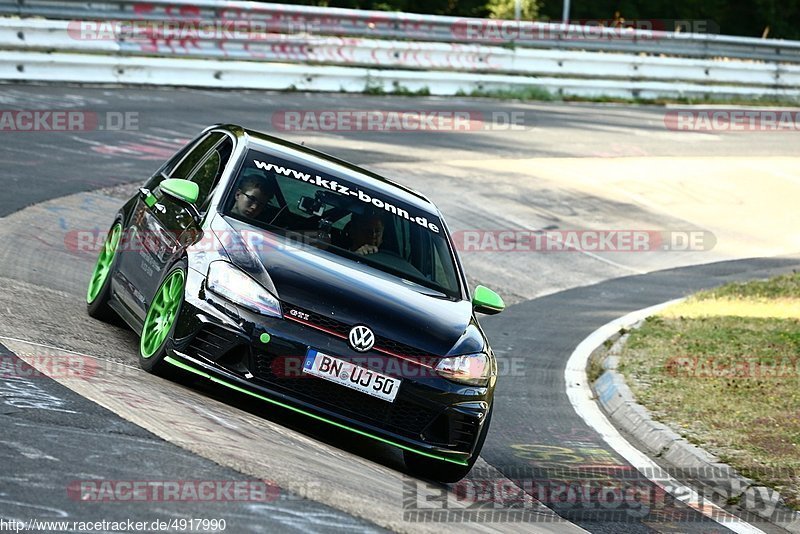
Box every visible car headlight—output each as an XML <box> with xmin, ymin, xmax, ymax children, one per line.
<box><xmin>206</xmin><ymin>261</ymin><xmax>281</xmax><ymax>317</ymax></box>
<box><xmin>435</xmin><ymin>352</ymin><xmax>494</xmax><ymax>386</ymax></box>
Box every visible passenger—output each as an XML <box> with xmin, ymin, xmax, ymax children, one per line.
<box><xmin>230</xmin><ymin>176</ymin><xmax>274</xmax><ymax>219</ymax></box>
<box><xmin>348</xmin><ymin>213</ymin><xmax>384</xmax><ymax>256</ymax></box>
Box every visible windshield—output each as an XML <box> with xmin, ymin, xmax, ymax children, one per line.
<box><xmin>223</xmin><ymin>150</ymin><xmax>461</xmax><ymax>298</ymax></box>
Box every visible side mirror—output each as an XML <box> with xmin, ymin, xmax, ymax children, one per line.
<box><xmin>472</xmin><ymin>285</ymin><xmax>505</xmax><ymax>315</ymax></box>
<box><xmin>160</xmin><ymin>178</ymin><xmax>199</xmax><ymax>205</ymax></box>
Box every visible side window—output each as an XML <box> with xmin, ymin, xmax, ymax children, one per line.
<box><xmin>187</xmin><ymin>137</ymin><xmax>233</xmax><ymax>212</ymax></box>
<box><xmin>160</xmin><ymin>139</ymin><xmax>195</xmax><ymax>176</ymax></box>
<box><xmin>170</xmin><ymin>132</ymin><xmax>225</xmax><ymax>180</ymax></box>
<box><xmin>142</xmin><ymin>141</ymin><xmax>194</xmax><ymax>191</ymax></box>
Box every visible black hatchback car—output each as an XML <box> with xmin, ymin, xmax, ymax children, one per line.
<box><xmin>86</xmin><ymin>124</ymin><xmax>504</xmax><ymax>482</ymax></box>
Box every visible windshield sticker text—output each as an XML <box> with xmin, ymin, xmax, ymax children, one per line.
<box><xmin>253</xmin><ymin>159</ymin><xmax>440</xmax><ymax>233</ymax></box>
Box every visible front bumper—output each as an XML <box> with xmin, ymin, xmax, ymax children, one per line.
<box><xmin>167</xmin><ymin>268</ymin><xmax>493</xmax><ymax>465</ymax></box>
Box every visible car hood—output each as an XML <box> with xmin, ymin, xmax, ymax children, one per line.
<box><xmin>212</xmin><ymin>215</ymin><xmax>485</xmax><ymax>357</ymax></box>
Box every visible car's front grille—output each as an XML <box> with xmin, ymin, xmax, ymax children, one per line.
<box><xmin>374</xmin><ymin>336</ymin><xmax>431</xmax><ymax>360</ymax></box>
<box><xmin>282</xmin><ymin>303</ymin><xmax>436</xmax><ymax>363</ymax></box>
<box><xmin>252</xmin><ymin>349</ymin><xmax>441</xmax><ymax>439</ymax></box>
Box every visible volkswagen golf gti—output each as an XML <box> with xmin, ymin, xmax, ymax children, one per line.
<box><xmin>86</xmin><ymin>124</ymin><xmax>505</xmax><ymax>482</ymax></box>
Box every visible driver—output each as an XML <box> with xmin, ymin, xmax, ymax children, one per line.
<box><xmin>348</xmin><ymin>213</ymin><xmax>384</xmax><ymax>256</ymax></box>
<box><xmin>230</xmin><ymin>175</ymin><xmax>274</xmax><ymax>219</ymax></box>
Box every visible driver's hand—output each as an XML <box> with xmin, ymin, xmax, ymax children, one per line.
<box><xmin>354</xmin><ymin>245</ymin><xmax>379</xmax><ymax>255</ymax></box>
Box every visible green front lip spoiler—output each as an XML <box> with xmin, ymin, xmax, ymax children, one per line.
<box><xmin>164</xmin><ymin>355</ymin><xmax>469</xmax><ymax>466</ymax></box>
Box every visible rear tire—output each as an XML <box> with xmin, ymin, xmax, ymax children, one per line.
<box><xmin>86</xmin><ymin>220</ymin><xmax>123</xmax><ymax>322</ymax></box>
<box><xmin>404</xmin><ymin>404</ymin><xmax>493</xmax><ymax>483</ymax></box>
<box><xmin>139</xmin><ymin>260</ymin><xmax>187</xmax><ymax>376</ymax></box>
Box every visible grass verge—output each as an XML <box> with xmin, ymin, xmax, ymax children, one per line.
<box><xmin>618</xmin><ymin>271</ymin><xmax>800</xmax><ymax>510</ymax></box>
<box><xmin>387</xmin><ymin>85</ymin><xmax>800</xmax><ymax>107</ymax></box>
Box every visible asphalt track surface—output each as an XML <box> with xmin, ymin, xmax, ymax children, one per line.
<box><xmin>1</xmin><ymin>85</ymin><xmax>798</xmax><ymax>533</ymax></box>
<box><xmin>0</xmin><ymin>345</ymin><xmax>384</xmax><ymax>533</ymax></box>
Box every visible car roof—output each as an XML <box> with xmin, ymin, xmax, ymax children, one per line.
<box><xmin>216</xmin><ymin>124</ymin><xmax>440</xmax><ymax>215</ymax></box>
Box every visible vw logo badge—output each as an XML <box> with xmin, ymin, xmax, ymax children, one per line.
<box><xmin>349</xmin><ymin>325</ymin><xmax>375</xmax><ymax>352</ymax></box>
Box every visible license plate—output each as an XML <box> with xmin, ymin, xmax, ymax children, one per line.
<box><xmin>303</xmin><ymin>349</ymin><xmax>401</xmax><ymax>403</ymax></box>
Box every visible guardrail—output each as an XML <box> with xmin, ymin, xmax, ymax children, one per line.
<box><xmin>6</xmin><ymin>50</ymin><xmax>800</xmax><ymax>100</ymax></box>
<box><xmin>1</xmin><ymin>0</ymin><xmax>800</xmax><ymax>98</ymax></box>
<box><xmin>3</xmin><ymin>18</ymin><xmax>800</xmax><ymax>90</ymax></box>
<box><xmin>3</xmin><ymin>0</ymin><xmax>800</xmax><ymax>64</ymax></box>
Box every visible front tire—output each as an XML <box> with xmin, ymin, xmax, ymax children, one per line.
<box><xmin>404</xmin><ymin>404</ymin><xmax>493</xmax><ymax>483</ymax></box>
<box><xmin>86</xmin><ymin>220</ymin><xmax>123</xmax><ymax>322</ymax></box>
<box><xmin>139</xmin><ymin>260</ymin><xmax>186</xmax><ymax>375</ymax></box>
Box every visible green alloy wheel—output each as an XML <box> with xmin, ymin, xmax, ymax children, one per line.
<box><xmin>140</xmin><ymin>266</ymin><xmax>186</xmax><ymax>368</ymax></box>
<box><xmin>87</xmin><ymin>223</ymin><xmax>121</xmax><ymax>304</ymax></box>
<box><xmin>86</xmin><ymin>222</ymin><xmax>122</xmax><ymax>321</ymax></box>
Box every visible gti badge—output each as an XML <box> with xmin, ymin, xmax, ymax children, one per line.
<box><xmin>349</xmin><ymin>325</ymin><xmax>375</xmax><ymax>352</ymax></box>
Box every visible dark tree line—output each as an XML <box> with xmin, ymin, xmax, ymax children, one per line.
<box><xmin>295</xmin><ymin>0</ymin><xmax>800</xmax><ymax>40</ymax></box>
<box><xmin>538</xmin><ymin>0</ymin><xmax>800</xmax><ymax>40</ymax></box>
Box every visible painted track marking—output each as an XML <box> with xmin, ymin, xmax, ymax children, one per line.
<box><xmin>565</xmin><ymin>299</ymin><xmax>766</xmax><ymax>534</ymax></box>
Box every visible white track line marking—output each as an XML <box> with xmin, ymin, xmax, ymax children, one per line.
<box><xmin>564</xmin><ymin>299</ymin><xmax>766</xmax><ymax>534</ymax></box>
